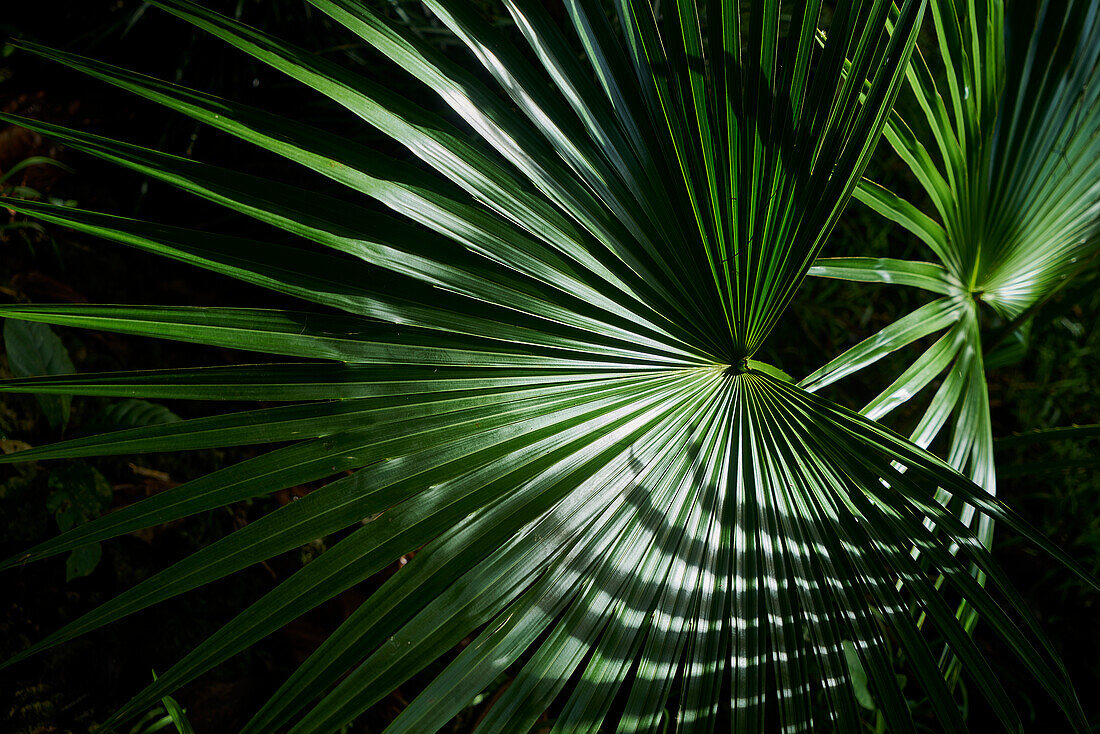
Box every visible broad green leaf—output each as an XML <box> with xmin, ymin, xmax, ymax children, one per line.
<box><xmin>46</xmin><ymin>461</ymin><xmax>113</xmax><ymax>581</ymax></box>
<box><xmin>3</xmin><ymin>318</ymin><xmax>75</xmax><ymax>429</ymax></box>
<box><xmin>91</xmin><ymin>400</ymin><xmax>181</xmax><ymax>432</ymax></box>
<box><xmin>842</xmin><ymin>640</ymin><xmax>877</xmax><ymax>711</ymax></box>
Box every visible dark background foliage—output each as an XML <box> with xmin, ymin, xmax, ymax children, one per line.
<box><xmin>0</xmin><ymin>2</ymin><xmax>1096</xmax><ymax>731</ymax></box>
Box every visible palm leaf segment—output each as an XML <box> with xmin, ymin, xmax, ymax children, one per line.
<box><xmin>805</xmin><ymin>0</ymin><xmax>1100</xmax><ymax>520</ymax></box>
<box><xmin>0</xmin><ymin>1</ymin><xmax>1093</xmax><ymax>731</ymax></box>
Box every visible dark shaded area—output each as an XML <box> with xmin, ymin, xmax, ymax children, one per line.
<box><xmin>0</xmin><ymin>1</ymin><xmax>1096</xmax><ymax>732</ymax></box>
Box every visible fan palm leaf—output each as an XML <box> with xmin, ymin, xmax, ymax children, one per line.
<box><xmin>0</xmin><ymin>1</ymin><xmax>1094</xmax><ymax>731</ymax></box>
<box><xmin>805</xmin><ymin>0</ymin><xmax>1100</xmax><ymax>510</ymax></box>
<box><xmin>802</xmin><ymin>0</ymin><xmax>1100</xmax><ymax>686</ymax></box>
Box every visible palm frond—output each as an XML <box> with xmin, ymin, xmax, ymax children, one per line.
<box><xmin>1</xmin><ymin>1</ymin><xmax>1094</xmax><ymax>732</ymax></box>
<box><xmin>808</xmin><ymin>0</ymin><xmax>1100</xmax><ymax>504</ymax></box>
<box><xmin>804</xmin><ymin>0</ymin><xmax>1100</xmax><ymax>687</ymax></box>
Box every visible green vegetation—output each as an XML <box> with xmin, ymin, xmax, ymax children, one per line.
<box><xmin>1</xmin><ymin>1</ymin><xmax>1098</xmax><ymax>732</ymax></box>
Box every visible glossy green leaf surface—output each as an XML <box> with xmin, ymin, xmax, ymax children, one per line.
<box><xmin>1</xmin><ymin>1</ymin><xmax>1094</xmax><ymax>732</ymax></box>
<box><xmin>3</xmin><ymin>318</ymin><xmax>75</xmax><ymax>430</ymax></box>
<box><xmin>808</xmin><ymin>0</ymin><xmax>1100</xmax><ymax>512</ymax></box>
